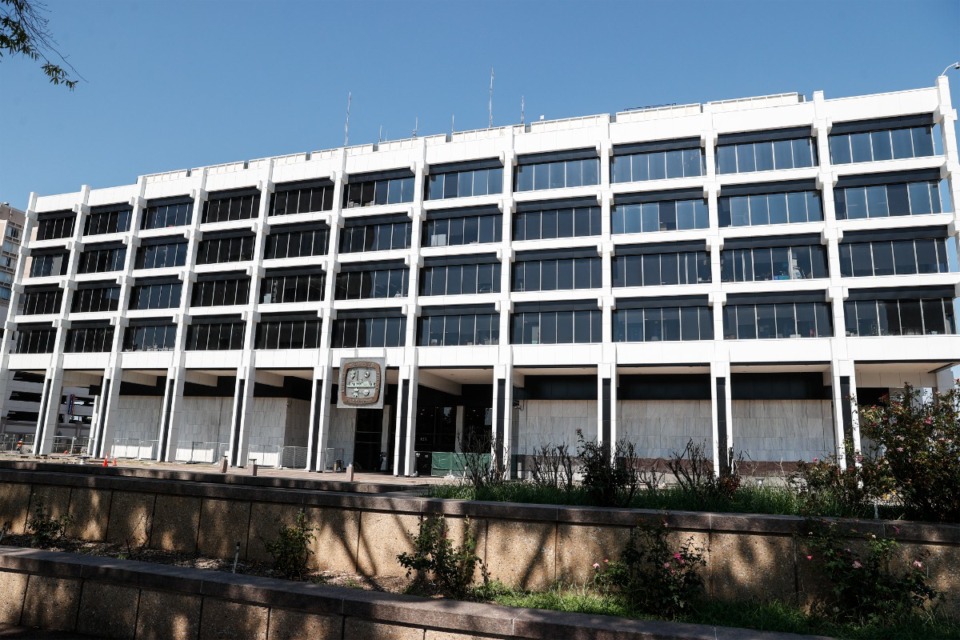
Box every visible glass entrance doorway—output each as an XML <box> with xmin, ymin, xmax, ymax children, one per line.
<box><xmin>353</xmin><ymin>406</ymin><xmax>394</xmax><ymax>472</ymax></box>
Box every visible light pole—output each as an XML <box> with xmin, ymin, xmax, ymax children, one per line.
<box><xmin>941</xmin><ymin>62</ymin><xmax>960</xmax><ymax>76</ymax></box>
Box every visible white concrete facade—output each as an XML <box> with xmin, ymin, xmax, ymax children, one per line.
<box><xmin>3</xmin><ymin>79</ymin><xmax>960</xmax><ymax>475</ymax></box>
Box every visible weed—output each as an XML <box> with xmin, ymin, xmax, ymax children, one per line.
<box><xmin>576</xmin><ymin>430</ymin><xmax>642</xmax><ymax>508</ymax></box>
<box><xmin>262</xmin><ymin>510</ymin><xmax>315</xmax><ymax>580</ymax></box>
<box><xmin>26</xmin><ymin>501</ymin><xmax>73</xmax><ymax>548</ymax></box>
<box><xmin>397</xmin><ymin>515</ymin><xmax>486</xmax><ymax>598</ymax></box>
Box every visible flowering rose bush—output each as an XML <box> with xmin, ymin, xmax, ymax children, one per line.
<box><xmin>859</xmin><ymin>384</ymin><xmax>960</xmax><ymax>522</ymax></box>
<box><xmin>793</xmin><ymin>442</ymin><xmax>894</xmax><ymax>518</ymax></box>
<box><xmin>593</xmin><ymin>521</ymin><xmax>705</xmax><ymax>617</ymax></box>
<box><xmin>802</xmin><ymin>519</ymin><xmax>938</xmax><ymax>624</ymax></box>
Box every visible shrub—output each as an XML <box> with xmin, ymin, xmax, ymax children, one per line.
<box><xmin>860</xmin><ymin>384</ymin><xmax>960</xmax><ymax>523</ymax></box>
<box><xmin>530</xmin><ymin>442</ymin><xmax>575</xmax><ymax>493</ymax></box>
<box><xmin>594</xmin><ymin>521</ymin><xmax>706</xmax><ymax>618</ymax></box>
<box><xmin>262</xmin><ymin>510</ymin><xmax>315</xmax><ymax>580</ymax></box>
<box><xmin>397</xmin><ymin>515</ymin><xmax>486</xmax><ymax>598</ymax></box>
<box><xmin>26</xmin><ymin>501</ymin><xmax>73</xmax><ymax>548</ymax></box>
<box><xmin>793</xmin><ymin>442</ymin><xmax>894</xmax><ymax>518</ymax></box>
<box><xmin>801</xmin><ymin>519</ymin><xmax>938</xmax><ymax>625</ymax></box>
<box><xmin>666</xmin><ymin>440</ymin><xmax>742</xmax><ymax>508</ymax></box>
<box><xmin>576</xmin><ymin>430</ymin><xmax>642</xmax><ymax>508</ymax></box>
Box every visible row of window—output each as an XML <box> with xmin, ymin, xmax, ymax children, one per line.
<box><xmin>35</xmin><ymin>216</ymin><xmax>75</xmax><ymax>241</ymax></box>
<box><xmin>829</xmin><ymin>126</ymin><xmax>934</xmax><ymax>165</ymax></box>
<box><xmin>78</xmin><ymin>247</ymin><xmax>126</xmax><ymax>274</ymax></box>
<box><xmin>512</xmin><ymin>257</ymin><xmax>603</xmax><ymax>292</ymax></box>
<box><xmin>515</xmin><ymin>158</ymin><xmax>599</xmax><ymax>192</ymax></box>
<box><xmin>343</xmin><ymin>176</ymin><xmax>415</xmax><ymax>208</ymax></box>
<box><xmin>612</xmin><ymin>252</ymin><xmax>711</xmax><ymax>288</ymax></box>
<box><xmin>612</xmin><ymin>199</ymin><xmax>709</xmax><ymax>234</ymax></box>
<box><xmin>84</xmin><ymin>208</ymin><xmax>131</xmax><ymax>236</ymax></box>
<box><xmin>339</xmin><ymin>221</ymin><xmax>410</xmax><ymax>253</ymax></box>
<box><xmin>720</xmin><ymin>246</ymin><xmax>829</xmax><ymax>282</ymax></box>
<box><xmin>260</xmin><ymin>272</ymin><xmax>324</xmax><ymax>304</ymax></box>
<box><xmin>202</xmin><ymin>193</ymin><xmax>260</xmax><ymax>224</ymax></box>
<box><xmin>719</xmin><ymin>191</ymin><xmax>822</xmax><ymax>227</ymax></box>
<box><xmin>420</xmin><ymin>263</ymin><xmax>500</xmax><ymax>296</ymax></box>
<box><xmin>515</xmin><ymin>206</ymin><xmax>602</xmax><ymax>241</ymax></box>
<box><xmin>72</xmin><ymin>286</ymin><xmax>120</xmax><ymax>313</ymax></box>
<box><xmin>843</xmin><ymin>298</ymin><xmax>955</xmax><ymax>336</ymax></box>
<box><xmin>612</xmin><ymin>148</ymin><xmax>704</xmax><ymax>183</ymax></box>
<box><xmin>196</xmin><ymin>236</ymin><xmax>254</xmax><ymax>265</ymax></box>
<box><xmin>334</xmin><ymin>268</ymin><xmax>408</xmax><ymax>300</ymax></box>
<box><xmin>130</xmin><ymin>282</ymin><xmax>182</xmax><ymax>310</ymax></box>
<box><xmin>426</xmin><ymin>167</ymin><xmax>502</xmax><ymax>200</ymax></box>
<box><xmin>19</xmin><ymin>289</ymin><xmax>62</xmax><ymax>316</ymax></box>
<box><xmin>838</xmin><ymin>238</ymin><xmax>950</xmax><ymax>278</ymax></box>
<box><xmin>424</xmin><ymin>214</ymin><xmax>502</xmax><ymax>247</ymax></box>
<box><xmin>716</xmin><ymin>138</ymin><xmax>817</xmax><ymax>174</ymax></box>
<box><xmin>271</xmin><ymin>184</ymin><xmax>335</xmax><ymax>216</ymax></box>
<box><xmin>263</xmin><ymin>227</ymin><xmax>328</xmax><ymax>260</ymax></box>
<box><xmin>835</xmin><ymin>180</ymin><xmax>942</xmax><ymax>219</ymax></box>
<box><xmin>13</xmin><ymin>294</ymin><xmax>957</xmax><ymax>353</ymax></box>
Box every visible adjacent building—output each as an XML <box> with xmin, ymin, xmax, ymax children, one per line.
<box><xmin>2</xmin><ymin>78</ymin><xmax>959</xmax><ymax>474</ymax></box>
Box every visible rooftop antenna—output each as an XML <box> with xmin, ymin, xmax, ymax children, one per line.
<box><xmin>451</xmin><ymin>114</ymin><xmax>455</xmax><ymax>135</ymax></box>
<box><xmin>489</xmin><ymin>66</ymin><xmax>495</xmax><ymax>128</ymax></box>
<box><xmin>378</xmin><ymin>125</ymin><xmax>383</xmax><ymax>143</ymax></box>
<box><xmin>413</xmin><ymin>116</ymin><xmax>418</xmax><ymax>139</ymax></box>
<box><xmin>521</xmin><ymin>95</ymin><xmax>525</xmax><ymax>125</ymax></box>
<box><xmin>344</xmin><ymin>92</ymin><xmax>351</xmax><ymax>147</ymax></box>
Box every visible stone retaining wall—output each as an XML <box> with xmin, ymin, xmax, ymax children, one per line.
<box><xmin>1</xmin><ymin>462</ymin><xmax>958</xmax><ymax>616</ymax></box>
<box><xmin>0</xmin><ymin>546</ymin><xmax>830</xmax><ymax>640</ymax></box>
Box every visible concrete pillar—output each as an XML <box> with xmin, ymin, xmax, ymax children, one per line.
<box><xmin>597</xmin><ymin>364</ymin><xmax>615</xmax><ymax>459</ymax></box>
<box><xmin>935</xmin><ymin>367</ymin><xmax>957</xmax><ymax>393</ymax></box>
<box><xmin>710</xmin><ymin>359</ymin><xmax>732</xmax><ymax>475</ymax></box>
<box><xmin>492</xmin><ymin>363</ymin><xmax>513</xmax><ymax>479</ymax></box>
<box><xmin>159</xmin><ymin>370</ymin><xmax>185</xmax><ymax>462</ymax></box>
<box><xmin>307</xmin><ymin>364</ymin><xmax>332</xmax><ymax>471</ymax></box>
<box><xmin>33</xmin><ymin>368</ymin><xmax>64</xmax><ymax>454</ymax></box>
<box><xmin>829</xmin><ymin>359</ymin><xmax>859</xmax><ymax>466</ymax></box>
<box><xmin>228</xmin><ymin>365</ymin><xmax>254</xmax><ymax>466</ymax></box>
<box><xmin>392</xmin><ymin>366</ymin><xmax>419</xmax><ymax>476</ymax></box>
<box><xmin>91</xmin><ymin>369</ymin><xmax>122</xmax><ymax>458</ymax></box>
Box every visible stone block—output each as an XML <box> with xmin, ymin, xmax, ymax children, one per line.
<box><xmin>27</xmin><ymin>485</ymin><xmax>71</xmax><ymax>523</ymax></box>
<box><xmin>897</xmin><ymin>542</ymin><xmax>960</xmax><ymax>618</ymax></box>
<box><xmin>707</xmin><ymin>532</ymin><xmax>795</xmax><ymax>603</ymax></box>
<box><xmin>20</xmin><ymin>575</ymin><xmax>81</xmax><ymax>632</ymax></box>
<box><xmin>67</xmin><ymin>487</ymin><xmax>113</xmax><ymax>541</ymax></box>
<box><xmin>107</xmin><ymin>491</ymin><xmax>155</xmax><ymax>546</ymax></box>
<box><xmin>0</xmin><ymin>571</ymin><xmax>28</xmax><ymax>624</ymax></box>
<box><xmin>356</xmin><ymin>512</ymin><xmax>420</xmax><ymax>578</ymax></box>
<box><xmin>484</xmin><ymin>519</ymin><xmax>556</xmax><ymax>590</ymax></box>
<box><xmin>313</xmin><ymin>507</ymin><xmax>361</xmax><ymax>573</ymax></box>
<box><xmin>150</xmin><ymin>494</ymin><xmax>201</xmax><ymax>554</ymax></box>
<box><xmin>0</xmin><ymin>482</ymin><xmax>32</xmax><ymax>534</ymax></box>
<box><xmin>246</xmin><ymin>502</ymin><xmax>302</xmax><ymax>564</ymax></box>
<box><xmin>266</xmin><ymin>608</ymin><xmax>341</xmax><ymax>640</ymax></box>
<box><xmin>76</xmin><ymin>581</ymin><xmax>139</xmax><ymax>638</ymax></box>
<box><xmin>344</xmin><ymin>619</ymin><xmax>424</xmax><ymax>640</ymax></box>
<box><xmin>424</xmin><ymin>633</ymin><xmax>501</xmax><ymax>640</ymax></box>
<box><xmin>198</xmin><ymin>499</ymin><xmax>251</xmax><ymax>559</ymax></box>
<box><xmin>556</xmin><ymin>523</ymin><xmax>630</xmax><ymax>585</ymax></box>
<box><xmin>135</xmin><ymin>589</ymin><xmax>202</xmax><ymax>640</ymax></box>
<box><xmin>199</xmin><ymin>598</ymin><xmax>268</xmax><ymax>640</ymax></box>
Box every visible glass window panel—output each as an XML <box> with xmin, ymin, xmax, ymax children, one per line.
<box><xmin>659</xmin><ymin>201</ymin><xmax>676</xmax><ymax>231</ymax></box>
<box><xmin>541</xmin><ymin>260</ymin><xmax>557</xmax><ymax>290</ymax></box>
<box><xmin>795</xmin><ymin>303</ymin><xmax>816</xmax><ymax>337</ymax></box>
<box><xmin>582</xmin><ymin>159</ymin><xmax>599</xmax><ymax>186</ymax></box>
<box><xmin>908</xmin><ymin>182</ymin><xmax>933</xmax><ymax>214</ymax></box>
<box><xmin>794</xmin><ymin>139</ymin><xmax>814</xmax><ymax>167</ymax></box>
<box><xmin>756</xmin><ymin>305</ymin><xmax>777</xmax><ymax>338</ymax></box>
<box><xmin>915</xmin><ymin>239</ymin><xmax>937</xmax><ymax>273</ymax></box>
<box><xmin>892</xmin><ymin>240</ymin><xmax>916</xmax><ymax>274</ymax></box>
<box><xmin>845</xmin><ymin>188</ymin><xmax>868</xmax><ymax>219</ymax></box>
<box><xmin>856</xmin><ymin>300</ymin><xmax>879</xmax><ymax>335</ymax></box>
<box><xmin>662</xmin><ymin>307</ymin><xmax>681</xmax><ymax>340</ymax></box>
<box><xmin>641</xmin><ymin>254</ymin><xmax>660</xmax><ymax>285</ymax></box>
<box><xmin>612</xmin><ymin>156</ymin><xmax>630</xmax><ymax>183</ymax></box>
<box><xmin>665</xmin><ymin>150</ymin><xmax>683</xmax><ymax>178</ymax></box>
<box><xmin>557</xmin><ymin>259</ymin><xmax>574</xmax><ymax>289</ymax></box>
<box><xmin>851</xmin><ymin>244</ymin><xmax>874</xmax><ymax>277</ymax></box>
<box><xmin>457</xmin><ymin>171</ymin><xmax>473</xmax><ymax>198</ymax></box>
<box><xmin>766</xmin><ymin>194</ymin><xmax>788</xmax><ymax>224</ymax></box>
<box><xmin>737</xmin><ymin>144</ymin><xmax>756</xmax><ymax>172</ymax></box>
<box><xmin>676</xmin><ymin>201</ymin><xmax>695</xmax><ymax>230</ymax></box>
<box><xmin>693</xmin><ymin>200</ymin><xmax>709</xmax><ymax>229</ymax></box>
<box><xmin>641</xmin><ymin>203</ymin><xmax>659</xmax><ymax>232</ymax></box>
<box><xmin>565</xmin><ymin>161</ymin><xmax>582</xmax><ymax>188</ymax></box>
<box><xmin>548</xmin><ymin>163</ymin><xmax>565</xmax><ymax>189</ymax></box>
<box><xmin>787</xmin><ymin>192</ymin><xmax>807</xmax><ymax>223</ymax></box>
<box><xmin>660</xmin><ymin>253</ymin><xmax>679</xmax><ymax>285</ymax></box>
<box><xmin>755</xmin><ymin>142</ymin><xmax>775</xmax><ymax>171</ymax></box>
<box><xmin>886</xmin><ymin>183</ymin><xmax>909</xmax><ymax>215</ymax></box>
<box><xmin>775</xmin><ymin>303</ymin><xmax>796</xmax><ymax>337</ymax></box>
<box><xmin>727</xmin><ymin>197</ymin><xmax>747</xmax><ymax>227</ymax></box>
<box><xmin>735</xmin><ymin>306</ymin><xmax>756</xmax><ymax>339</ymax></box>
<box><xmin>850</xmin><ymin>133</ymin><xmax>872</xmax><ymax>163</ymax></box>
<box><xmin>750</xmin><ymin>195</ymin><xmax>769</xmax><ymax>225</ymax></box>
<box><xmin>644</xmin><ymin>308</ymin><xmax>662</xmax><ymax>341</ymax></box>
<box><xmin>869</xmin><ymin>242</ymin><xmax>894</xmax><ymax>276</ymax></box>
<box><xmin>753</xmin><ymin>249</ymin><xmax>773</xmax><ymax>281</ymax></box>
<box><xmin>648</xmin><ymin>152</ymin><xmax>666</xmax><ymax>180</ymax></box>
<box><xmin>682</xmin><ymin>148</ymin><xmax>702</xmax><ymax>177</ymax></box>
<box><xmin>557</xmin><ymin>208</ymin><xmax>573</xmax><ymax>237</ymax></box>
<box><xmin>871</xmin><ymin>131</ymin><xmax>893</xmax><ymax>161</ymax></box>
<box><xmin>912</xmin><ymin>127</ymin><xmax>934</xmax><ymax>156</ymax></box>
<box><xmin>717</xmin><ymin>146</ymin><xmax>737</xmax><ymax>174</ymax></box>
<box><xmin>516</xmin><ymin>165</ymin><xmax>533</xmax><ymax>192</ymax></box>
<box><xmin>891</xmin><ymin>128</ymin><xmax>914</xmax><ymax>159</ymax></box>
<box><xmin>830</xmin><ymin>135</ymin><xmax>851</xmax><ymax>164</ymax></box>
<box><xmin>773</xmin><ymin>140</ymin><xmax>793</xmax><ymax>169</ymax></box>
<box><xmin>541</xmin><ymin>209</ymin><xmax>557</xmax><ymax>239</ymax></box>
<box><xmin>922</xmin><ymin>299</ymin><xmax>946</xmax><ymax>334</ymax></box>
<box><xmin>772</xmin><ymin>247</ymin><xmax>791</xmax><ymax>279</ymax></box>
<box><xmin>462</xmin><ymin>216</ymin><xmax>479</xmax><ymax>244</ymax></box>
<box><xmin>900</xmin><ymin>300</ymin><xmax>923</xmax><ymax>335</ymax></box>
<box><xmin>680</xmin><ymin>307</ymin><xmax>699</xmax><ymax>340</ymax></box>
<box><xmin>866</xmin><ymin>186</ymin><xmax>889</xmax><ymax>217</ymax></box>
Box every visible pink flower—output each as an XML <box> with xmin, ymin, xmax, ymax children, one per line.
<box><xmin>812</xmin><ymin>457</ymin><xmax>819</xmax><ymax>463</ymax></box>
<box><xmin>925</xmin><ymin>417</ymin><xmax>933</xmax><ymax>425</ymax></box>
<box><xmin>674</xmin><ymin>553</ymin><xmax>682</xmax><ymax>560</ymax></box>
<box><xmin>663</xmin><ymin>562</ymin><xmax>672</xmax><ymax>569</ymax></box>
<box><xmin>896</xmin><ymin>447</ymin><xmax>904</xmax><ymax>452</ymax></box>
<box><xmin>852</xmin><ymin>561</ymin><xmax>862</xmax><ymax>569</ymax></box>
<box><xmin>913</xmin><ymin>560</ymin><xmax>923</xmax><ymax>569</ymax></box>
<box><xmin>592</xmin><ymin>562</ymin><xmax>600</xmax><ymax>570</ymax></box>
<box><xmin>806</xmin><ymin>555</ymin><xmax>813</xmax><ymax>561</ymax></box>
<box><xmin>893</xmin><ymin>526</ymin><xmax>901</xmax><ymax>535</ymax></box>
<box><xmin>604</xmin><ymin>558</ymin><xmax>609</xmax><ymax>564</ymax></box>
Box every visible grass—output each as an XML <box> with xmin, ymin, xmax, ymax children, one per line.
<box><xmin>427</xmin><ymin>482</ymin><xmax>910</xmax><ymax>520</ymax></box>
<box><xmin>478</xmin><ymin>583</ymin><xmax>960</xmax><ymax>640</ymax></box>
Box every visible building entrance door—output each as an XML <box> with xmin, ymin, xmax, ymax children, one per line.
<box><xmin>353</xmin><ymin>408</ymin><xmax>385</xmax><ymax>472</ymax></box>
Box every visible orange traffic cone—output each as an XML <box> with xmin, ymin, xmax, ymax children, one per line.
<box><xmin>102</xmin><ymin>457</ymin><xmax>108</xmax><ymax>468</ymax></box>
<box><xmin>112</xmin><ymin>457</ymin><xmax>117</xmax><ymax>467</ymax></box>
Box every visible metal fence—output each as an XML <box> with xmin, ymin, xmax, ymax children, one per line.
<box><xmin>174</xmin><ymin>441</ymin><xmax>229</xmax><ymax>464</ymax></box>
<box><xmin>111</xmin><ymin>438</ymin><xmax>159</xmax><ymax>460</ymax></box>
<box><xmin>51</xmin><ymin>436</ymin><xmax>89</xmax><ymax>456</ymax></box>
<box><xmin>322</xmin><ymin>447</ymin><xmax>345</xmax><ymax>471</ymax></box>
<box><xmin>278</xmin><ymin>446</ymin><xmax>308</xmax><ymax>469</ymax></box>
<box><xmin>0</xmin><ymin>433</ymin><xmax>34</xmax><ymax>453</ymax></box>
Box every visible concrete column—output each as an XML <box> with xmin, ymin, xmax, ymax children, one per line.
<box><xmin>935</xmin><ymin>367</ymin><xmax>957</xmax><ymax>393</ymax></box>
<box><xmin>91</xmin><ymin>370</ymin><xmax>122</xmax><ymax>458</ymax></box>
<box><xmin>228</xmin><ymin>365</ymin><xmax>255</xmax><ymax>466</ymax></box>
<box><xmin>33</xmin><ymin>367</ymin><xmax>64</xmax><ymax>454</ymax></box>
<box><xmin>159</xmin><ymin>370</ymin><xmax>185</xmax><ymax>462</ymax></box>
<box><xmin>393</xmin><ymin>366</ymin><xmax>418</xmax><ymax>476</ymax></box>
<box><xmin>307</xmin><ymin>363</ymin><xmax>332</xmax><ymax>471</ymax></box>
<box><xmin>492</xmin><ymin>363</ymin><xmax>514</xmax><ymax>479</ymax></box>
<box><xmin>830</xmin><ymin>359</ymin><xmax>859</xmax><ymax>465</ymax></box>
<box><xmin>710</xmin><ymin>359</ymin><xmax>732</xmax><ymax>475</ymax></box>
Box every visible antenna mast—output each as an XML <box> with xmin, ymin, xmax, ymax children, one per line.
<box><xmin>344</xmin><ymin>92</ymin><xmax>352</xmax><ymax>147</ymax></box>
<box><xmin>489</xmin><ymin>67</ymin><xmax>495</xmax><ymax>128</ymax></box>
<box><xmin>521</xmin><ymin>95</ymin><xmax>525</xmax><ymax>125</ymax></box>
<box><xmin>413</xmin><ymin>116</ymin><xmax>418</xmax><ymax>138</ymax></box>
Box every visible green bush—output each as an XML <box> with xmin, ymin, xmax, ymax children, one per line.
<box><xmin>801</xmin><ymin>519</ymin><xmax>938</xmax><ymax>625</ymax></box>
<box><xmin>794</xmin><ymin>442</ymin><xmax>895</xmax><ymax>518</ymax></box>
<box><xmin>576</xmin><ymin>429</ymin><xmax>642</xmax><ymax>508</ymax></box>
<box><xmin>860</xmin><ymin>384</ymin><xmax>960</xmax><ymax>523</ymax></box>
<box><xmin>594</xmin><ymin>521</ymin><xmax>706</xmax><ymax>618</ymax></box>
<box><xmin>665</xmin><ymin>439</ymin><xmax>742</xmax><ymax>509</ymax></box>
<box><xmin>262</xmin><ymin>510</ymin><xmax>315</xmax><ymax>580</ymax></box>
<box><xmin>397</xmin><ymin>515</ymin><xmax>486</xmax><ymax>598</ymax></box>
<box><xmin>26</xmin><ymin>501</ymin><xmax>73</xmax><ymax>548</ymax></box>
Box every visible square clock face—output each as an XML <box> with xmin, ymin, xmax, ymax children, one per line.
<box><xmin>339</xmin><ymin>360</ymin><xmax>383</xmax><ymax>408</ymax></box>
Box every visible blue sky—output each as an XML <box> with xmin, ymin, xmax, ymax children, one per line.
<box><xmin>1</xmin><ymin>0</ymin><xmax>958</xmax><ymax>210</ymax></box>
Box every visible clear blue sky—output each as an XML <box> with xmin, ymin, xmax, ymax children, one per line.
<box><xmin>1</xmin><ymin>0</ymin><xmax>958</xmax><ymax>210</ymax></box>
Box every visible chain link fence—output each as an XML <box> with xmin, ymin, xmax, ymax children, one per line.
<box><xmin>51</xmin><ymin>436</ymin><xmax>89</xmax><ymax>456</ymax></box>
<box><xmin>0</xmin><ymin>433</ymin><xmax>34</xmax><ymax>453</ymax></box>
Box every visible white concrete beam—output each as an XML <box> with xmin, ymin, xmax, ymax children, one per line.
<box><xmin>184</xmin><ymin>371</ymin><xmax>219</xmax><ymax>387</ymax></box>
<box><xmin>418</xmin><ymin>371</ymin><xmax>461</xmax><ymax>396</ymax></box>
<box><xmin>254</xmin><ymin>370</ymin><xmax>285</xmax><ymax>388</ymax></box>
